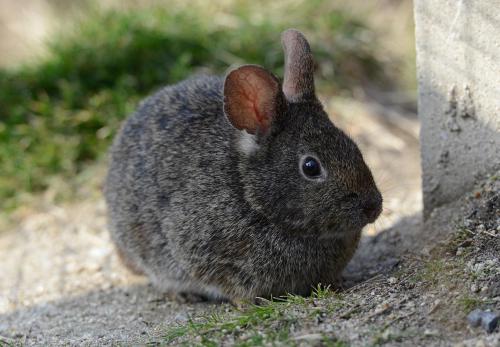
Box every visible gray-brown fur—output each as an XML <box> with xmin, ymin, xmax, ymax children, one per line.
<box><xmin>104</xmin><ymin>29</ymin><xmax>382</xmax><ymax>302</ymax></box>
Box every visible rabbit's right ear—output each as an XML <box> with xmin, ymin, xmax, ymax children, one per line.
<box><xmin>281</xmin><ymin>29</ymin><xmax>315</xmax><ymax>102</ymax></box>
<box><xmin>223</xmin><ymin>65</ymin><xmax>285</xmax><ymax>135</ymax></box>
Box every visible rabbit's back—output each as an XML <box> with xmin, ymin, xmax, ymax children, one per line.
<box><xmin>105</xmin><ymin>75</ymin><xmax>237</xmax><ymax>284</ymax></box>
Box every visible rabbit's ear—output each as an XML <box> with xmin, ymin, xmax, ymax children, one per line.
<box><xmin>223</xmin><ymin>65</ymin><xmax>284</xmax><ymax>135</ymax></box>
<box><xmin>281</xmin><ymin>29</ymin><xmax>315</xmax><ymax>102</ymax></box>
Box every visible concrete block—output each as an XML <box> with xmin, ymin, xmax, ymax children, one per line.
<box><xmin>414</xmin><ymin>0</ymin><xmax>500</xmax><ymax>216</ymax></box>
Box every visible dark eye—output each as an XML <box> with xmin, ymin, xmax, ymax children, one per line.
<box><xmin>302</xmin><ymin>156</ymin><xmax>322</xmax><ymax>178</ymax></box>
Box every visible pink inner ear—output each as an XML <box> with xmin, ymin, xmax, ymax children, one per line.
<box><xmin>236</xmin><ymin>71</ymin><xmax>270</xmax><ymax>129</ymax></box>
<box><xmin>223</xmin><ymin>65</ymin><xmax>280</xmax><ymax>134</ymax></box>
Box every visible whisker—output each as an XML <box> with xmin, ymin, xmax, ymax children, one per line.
<box><xmin>381</xmin><ymin>183</ymin><xmax>421</xmax><ymax>193</ymax></box>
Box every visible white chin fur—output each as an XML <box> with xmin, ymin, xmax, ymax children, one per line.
<box><xmin>237</xmin><ymin>131</ymin><xmax>259</xmax><ymax>156</ymax></box>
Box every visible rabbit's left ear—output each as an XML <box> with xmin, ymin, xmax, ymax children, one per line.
<box><xmin>223</xmin><ymin>65</ymin><xmax>285</xmax><ymax>135</ymax></box>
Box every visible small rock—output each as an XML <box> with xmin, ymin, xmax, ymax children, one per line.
<box><xmin>456</xmin><ymin>247</ymin><xmax>464</xmax><ymax>256</ymax></box>
<box><xmin>174</xmin><ymin>313</ymin><xmax>189</xmax><ymax>323</ymax></box>
<box><xmin>480</xmin><ymin>312</ymin><xmax>499</xmax><ymax>333</ymax></box>
<box><xmin>424</xmin><ymin>329</ymin><xmax>438</xmax><ymax>336</ymax></box>
<box><xmin>471</xmin><ymin>284</ymin><xmax>479</xmax><ymax>293</ymax></box>
<box><xmin>467</xmin><ymin>309</ymin><xmax>482</xmax><ymax>327</ymax></box>
<box><xmin>388</xmin><ymin>277</ymin><xmax>397</xmax><ymax>284</ymax></box>
<box><xmin>481</xmin><ymin>286</ymin><xmax>489</xmax><ymax>293</ymax></box>
<box><xmin>294</xmin><ymin>333</ymin><xmax>323</xmax><ymax>341</ymax></box>
<box><xmin>473</xmin><ymin>262</ymin><xmax>485</xmax><ymax>274</ymax></box>
<box><xmin>467</xmin><ymin>309</ymin><xmax>500</xmax><ymax>333</ymax></box>
<box><xmin>428</xmin><ymin>299</ymin><xmax>441</xmax><ymax>314</ymax></box>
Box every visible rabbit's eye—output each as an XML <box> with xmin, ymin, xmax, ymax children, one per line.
<box><xmin>302</xmin><ymin>156</ymin><xmax>322</xmax><ymax>178</ymax></box>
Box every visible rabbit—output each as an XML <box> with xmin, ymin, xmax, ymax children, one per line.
<box><xmin>104</xmin><ymin>29</ymin><xmax>383</xmax><ymax>302</ymax></box>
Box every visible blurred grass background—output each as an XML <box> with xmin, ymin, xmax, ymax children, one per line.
<box><xmin>0</xmin><ymin>0</ymin><xmax>415</xmax><ymax>214</ymax></box>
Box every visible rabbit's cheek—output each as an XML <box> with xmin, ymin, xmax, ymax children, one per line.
<box><xmin>285</xmin><ymin>199</ymin><xmax>303</xmax><ymax>213</ymax></box>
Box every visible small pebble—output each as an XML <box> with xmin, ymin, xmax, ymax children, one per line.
<box><xmin>467</xmin><ymin>309</ymin><xmax>482</xmax><ymax>327</ymax></box>
<box><xmin>174</xmin><ymin>313</ymin><xmax>189</xmax><ymax>323</ymax></box>
<box><xmin>471</xmin><ymin>284</ymin><xmax>479</xmax><ymax>293</ymax></box>
<box><xmin>456</xmin><ymin>247</ymin><xmax>464</xmax><ymax>256</ymax></box>
<box><xmin>467</xmin><ymin>309</ymin><xmax>500</xmax><ymax>333</ymax></box>
<box><xmin>294</xmin><ymin>333</ymin><xmax>323</xmax><ymax>341</ymax></box>
<box><xmin>424</xmin><ymin>329</ymin><xmax>438</xmax><ymax>336</ymax></box>
<box><xmin>388</xmin><ymin>277</ymin><xmax>397</xmax><ymax>284</ymax></box>
<box><xmin>473</xmin><ymin>262</ymin><xmax>485</xmax><ymax>273</ymax></box>
<box><xmin>481</xmin><ymin>312</ymin><xmax>499</xmax><ymax>333</ymax></box>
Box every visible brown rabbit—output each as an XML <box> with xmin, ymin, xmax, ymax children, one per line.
<box><xmin>104</xmin><ymin>29</ymin><xmax>382</xmax><ymax>302</ymax></box>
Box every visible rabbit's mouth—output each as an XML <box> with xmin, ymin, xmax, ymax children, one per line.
<box><xmin>323</xmin><ymin>216</ymin><xmax>368</xmax><ymax>235</ymax></box>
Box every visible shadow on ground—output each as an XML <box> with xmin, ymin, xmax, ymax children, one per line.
<box><xmin>0</xmin><ymin>282</ymin><xmax>218</xmax><ymax>345</ymax></box>
<box><xmin>0</xmin><ymin>212</ymin><xmax>427</xmax><ymax>346</ymax></box>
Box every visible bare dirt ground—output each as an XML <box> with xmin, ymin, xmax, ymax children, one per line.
<box><xmin>0</xmin><ymin>98</ymin><xmax>498</xmax><ymax>346</ymax></box>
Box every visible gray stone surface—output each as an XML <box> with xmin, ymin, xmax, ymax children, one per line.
<box><xmin>467</xmin><ymin>309</ymin><xmax>500</xmax><ymax>334</ymax></box>
<box><xmin>467</xmin><ymin>309</ymin><xmax>483</xmax><ymax>328</ymax></box>
<box><xmin>481</xmin><ymin>312</ymin><xmax>500</xmax><ymax>334</ymax></box>
<box><xmin>414</xmin><ymin>0</ymin><xmax>500</xmax><ymax>216</ymax></box>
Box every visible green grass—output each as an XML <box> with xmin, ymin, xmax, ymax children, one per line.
<box><xmin>0</xmin><ymin>336</ymin><xmax>17</xmax><ymax>347</ymax></box>
<box><xmin>458</xmin><ymin>295</ymin><xmax>482</xmax><ymax>313</ymax></box>
<box><xmin>0</xmin><ymin>1</ymin><xmax>384</xmax><ymax>212</ymax></box>
<box><xmin>407</xmin><ymin>259</ymin><xmax>454</xmax><ymax>287</ymax></box>
<box><xmin>159</xmin><ymin>285</ymin><xmax>348</xmax><ymax>346</ymax></box>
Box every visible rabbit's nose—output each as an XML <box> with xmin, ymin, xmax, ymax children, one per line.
<box><xmin>361</xmin><ymin>195</ymin><xmax>382</xmax><ymax>223</ymax></box>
